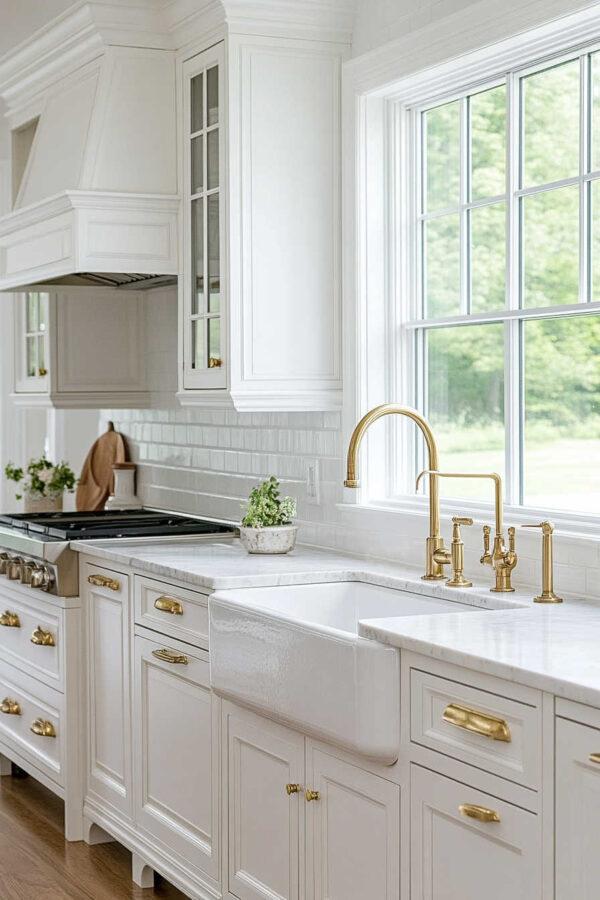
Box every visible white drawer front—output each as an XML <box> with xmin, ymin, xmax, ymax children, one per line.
<box><xmin>0</xmin><ymin>659</ymin><xmax>63</xmax><ymax>785</ymax></box>
<box><xmin>0</xmin><ymin>587</ymin><xmax>62</xmax><ymax>691</ymax></box>
<box><xmin>410</xmin><ymin>668</ymin><xmax>541</xmax><ymax>789</ymax></box>
<box><xmin>134</xmin><ymin>575</ymin><xmax>208</xmax><ymax>648</ymax></box>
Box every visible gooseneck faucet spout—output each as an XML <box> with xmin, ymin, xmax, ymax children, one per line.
<box><xmin>344</xmin><ymin>404</ymin><xmax>447</xmax><ymax>580</ymax></box>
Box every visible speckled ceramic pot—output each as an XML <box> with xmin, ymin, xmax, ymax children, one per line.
<box><xmin>239</xmin><ymin>525</ymin><xmax>298</xmax><ymax>555</ymax></box>
<box><xmin>23</xmin><ymin>494</ymin><xmax>63</xmax><ymax>513</ymax></box>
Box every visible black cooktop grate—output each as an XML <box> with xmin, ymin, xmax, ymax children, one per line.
<box><xmin>0</xmin><ymin>509</ymin><xmax>235</xmax><ymax>540</ymax></box>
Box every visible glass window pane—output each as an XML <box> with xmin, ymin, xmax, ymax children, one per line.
<box><xmin>26</xmin><ymin>336</ymin><xmax>37</xmax><ymax>378</ymax></box>
<box><xmin>424</xmin><ymin>214</ymin><xmax>460</xmax><ymax>317</ymax></box>
<box><xmin>207</xmin><ymin>129</ymin><xmax>219</xmax><ymax>191</ymax></box>
<box><xmin>592</xmin><ymin>180</ymin><xmax>600</xmax><ymax>300</ymax></box>
<box><xmin>470</xmin><ymin>202</ymin><xmax>506</xmax><ymax>313</ymax></box>
<box><xmin>38</xmin><ymin>294</ymin><xmax>47</xmax><ymax>331</ymax></box>
<box><xmin>522</xmin><ymin>186</ymin><xmax>579</xmax><ymax>307</ymax></box>
<box><xmin>191</xmin><ymin>319</ymin><xmax>205</xmax><ymax>370</ymax></box>
<box><xmin>592</xmin><ymin>53</ymin><xmax>600</xmax><ymax>172</ymax></box>
<box><xmin>191</xmin><ymin>72</ymin><xmax>203</xmax><ymax>133</ymax></box>
<box><xmin>426</xmin><ymin>323</ymin><xmax>505</xmax><ymax>501</ymax></box>
<box><xmin>208</xmin><ymin>318</ymin><xmax>221</xmax><ymax>367</ymax></box>
<box><xmin>37</xmin><ymin>335</ymin><xmax>46</xmax><ymax>375</ymax></box>
<box><xmin>470</xmin><ymin>85</ymin><xmax>506</xmax><ymax>200</ymax></box>
<box><xmin>191</xmin><ymin>198</ymin><xmax>204</xmax><ymax>315</ymax></box>
<box><xmin>522</xmin><ymin>60</ymin><xmax>580</xmax><ymax>187</ymax></box>
<box><xmin>191</xmin><ymin>136</ymin><xmax>203</xmax><ymax>194</ymax></box>
<box><xmin>207</xmin><ymin>193</ymin><xmax>220</xmax><ymax>313</ymax></box>
<box><xmin>424</xmin><ymin>101</ymin><xmax>460</xmax><ymax>212</ymax></box>
<box><xmin>524</xmin><ymin>316</ymin><xmax>600</xmax><ymax>512</ymax></box>
<box><xmin>26</xmin><ymin>292</ymin><xmax>38</xmax><ymax>332</ymax></box>
<box><xmin>207</xmin><ymin>66</ymin><xmax>218</xmax><ymax>127</ymax></box>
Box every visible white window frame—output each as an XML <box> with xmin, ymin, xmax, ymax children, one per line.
<box><xmin>342</xmin><ymin>4</ymin><xmax>600</xmax><ymax>535</ymax></box>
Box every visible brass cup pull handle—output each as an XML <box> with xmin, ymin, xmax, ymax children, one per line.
<box><xmin>31</xmin><ymin>626</ymin><xmax>55</xmax><ymax>647</ymax></box>
<box><xmin>151</xmin><ymin>648</ymin><xmax>189</xmax><ymax>665</ymax></box>
<box><xmin>87</xmin><ymin>574</ymin><xmax>120</xmax><ymax>591</ymax></box>
<box><xmin>154</xmin><ymin>596</ymin><xmax>184</xmax><ymax>616</ymax></box>
<box><xmin>459</xmin><ymin>803</ymin><xmax>500</xmax><ymax>824</ymax></box>
<box><xmin>286</xmin><ymin>783</ymin><xmax>302</xmax><ymax>795</ymax></box>
<box><xmin>30</xmin><ymin>718</ymin><xmax>56</xmax><ymax>738</ymax></box>
<box><xmin>443</xmin><ymin>703</ymin><xmax>511</xmax><ymax>743</ymax></box>
<box><xmin>305</xmin><ymin>789</ymin><xmax>320</xmax><ymax>802</ymax></box>
<box><xmin>0</xmin><ymin>699</ymin><xmax>21</xmax><ymax>716</ymax></box>
<box><xmin>0</xmin><ymin>611</ymin><xmax>20</xmax><ymax>628</ymax></box>
<box><xmin>589</xmin><ymin>753</ymin><xmax>600</xmax><ymax>764</ymax></box>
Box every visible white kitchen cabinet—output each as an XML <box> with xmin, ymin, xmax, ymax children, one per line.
<box><xmin>177</xmin><ymin>36</ymin><xmax>343</xmax><ymax>410</ymax></box>
<box><xmin>83</xmin><ymin>563</ymin><xmax>133</xmax><ymax>821</ymax></box>
<box><xmin>225</xmin><ymin>702</ymin><xmax>305</xmax><ymax>900</ymax></box>
<box><xmin>305</xmin><ymin>742</ymin><xmax>400</xmax><ymax>900</ymax></box>
<box><xmin>410</xmin><ymin>764</ymin><xmax>541</xmax><ymax>900</ymax></box>
<box><xmin>555</xmin><ymin>714</ymin><xmax>600</xmax><ymax>899</ymax></box>
<box><xmin>12</xmin><ymin>289</ymin><xmax>149</xmax><ymax>408</ymax></box>
<box><xmin>132</xmin><ymin>630</ymin><xmax>220</xmax><ymax>887</ymax></box>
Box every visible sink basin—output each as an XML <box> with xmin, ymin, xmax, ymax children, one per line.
<box><xmin>209</xmin><ymin>581</ymin><xmax>479</xmax><ymax>763</ymax></box>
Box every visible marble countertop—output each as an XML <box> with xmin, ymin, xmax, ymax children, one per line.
<box><xmin>73</xmin><ymin>535</ymin><xmax>600</xmax><ymax>707</ymax></box>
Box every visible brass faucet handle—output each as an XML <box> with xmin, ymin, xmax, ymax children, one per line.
<box><xmin>522</xmin><ymin>521</ymin><xmax>554</xmax><ymax>535</ymax></box>
<box><xmin>508</xmin><ymin>526</ymin><xmax>516</xmax><ymax>554</ymax></box>
<box><xmin>452</xmin><ymin>516</ymin><xmax>473</xmax><ymax>526</ymax></box>
<box><xmin>480</xmin><ymin>525</ymin><xmax>493</xmax><ymax>565</ymax></box>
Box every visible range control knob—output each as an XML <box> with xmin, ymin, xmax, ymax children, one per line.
<box><xmin>20</xmin><ymin>561</ymin><xmax>38</xmax><ymax>585</ymax></box>
<box><xmin>7</xmin><ymin>557</ymin><xmax>24</xmax><ymax>580</ymax></box>
<box><xmin>0</xmin><ymin>553</ymin><xmax>9</xmax><ymax>575</ymax></box>
<box><xmin>30</xmin><ymin>566</ymin><xmax>54</xmax><ymax>593</ymax></box>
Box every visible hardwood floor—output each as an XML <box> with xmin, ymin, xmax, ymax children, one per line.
<box><xmin>0</xmin><ymin>769</ymin><xmax>188</xmax><ymax>899</ymax></box>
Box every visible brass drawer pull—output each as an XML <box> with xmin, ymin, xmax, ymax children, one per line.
<box><xmin>589</xmin><ymin>753</ymin><xmax>600</xmax><ymax>764</ymax></box>
<box><xmin>30</xmin><ymin>718</ymin><xmax>56</xmax><ymax>738</ymax></box>
<box><xmin>154</xmin><ymin>596</ymin><xmax>184</xmax><ymax>616</ymax></box>
<box><xmin>286</xmin><ymin>783</ymin><xmax>302</xmax><ymax>795</ymax></box>
<box><xmin>31</xmin><ymin>626</ymin><xmax>55</xmax><ymax>647</ymax></box>
<box><xmin>87</xmin><ymin>574</ymin><xmax>120</xmax><ymax>591</ymax></box>
<box><xmin>152</xmin><ymin>648</ymin><xmax>189</xmax><ymax>665</ymax></box>
<box><xmin>0</xmin><ymin>698</ymin><xmax>21</xmax><ymax>716</ymax></box>
<box><xmin>459</xmin><ymin>803</ymin><xmax>500</xmax><ymax>823</ymax></box>
<box><xmin>0</xmin><ymin>611</ymin><xmax>20</xmax><ymax>628</ymax></box>
<box><xmin>443</xmin><ymin>702</ymin><xmax>511</xmax><ymax>743</ymax></box>
<box><xmin>305</xmin><ymin>789</ymin><xmax>320</xmax><ymax>802</ymax></box>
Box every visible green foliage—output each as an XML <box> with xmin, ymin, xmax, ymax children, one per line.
<box><xmin>242</xmin><ymin>476</ymin><xmax>297</xmax><ymax>528</ymax></box>
<box><xmin>4</xmin><ymin>457</ymin><xmax>77</xmax><ymax>501</ymax></box>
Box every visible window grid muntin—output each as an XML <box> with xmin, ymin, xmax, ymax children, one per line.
<box><xmin>407</xmin><ymin>45</ymin><xmax>600</xmax><ymax>511</ymax></box>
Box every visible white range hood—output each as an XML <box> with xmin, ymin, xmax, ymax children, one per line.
<box><xmin>0</xmin><ymin>5</ymin><xmax>179</xmax><ymax>292</ymax></box>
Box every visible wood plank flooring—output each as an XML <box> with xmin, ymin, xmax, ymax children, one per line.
<box><xmin>0</xmin><ymin>769</ymin><xmax>188</xmax><ymax>899</ymax></box>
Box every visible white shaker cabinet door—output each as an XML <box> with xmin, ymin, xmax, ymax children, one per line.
<box><xmin>133</xmin><ymin>632</ymin><xmax>220</xmax><ymax>884</ymax></box>
<box><xmin>556</xmin><ymin>716</ymin><xmax>600</xmax><ymax>899</ymax></box>
<box><xmin>411</xmin><ymin>765</ymin><xmax>541</xmax><ymax>900</ymax></box>
<box><xmin>225</xmin><ymin>703</ymin><xmax>304</xmax><ymax>900</ymax></box>
<box><xmin>305</xmin><ymin>743</ymin><xmax>400</xmax><ymax>900</ymax></box>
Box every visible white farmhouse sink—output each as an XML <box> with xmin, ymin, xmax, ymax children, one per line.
<box><xmin>209</xmin><ymin>581</ymin><xmax>478</xmax><ymax>763</ymax></box>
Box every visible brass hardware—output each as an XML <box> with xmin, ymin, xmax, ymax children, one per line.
<box><xmin>30</xmin><ymin>718</ymin><xmax>56</xmax><ymax>738</ymax></box>
<box><xmin>305</xmin><ymin>789</ymin><xmax>320</xmax><ymax>802</ymax></box>
<box><xmin>38</xmin><ymin>367</ymin><xmax>47</xmax><ymax>377</ymax></box>
<box><xmin>208</xmin><ymin>357</ymin><xmax>222</xmax><ymax>368</ymax></box>
<box><xmin>522</xmin><ymin>521</ymin><xmax>563</xmax><ymax>603</ymax></box>
<box><xmin>445</xmin><ymin>517</ymin><xmax>474</xmax><ymax>587</ymax></box>
<box><xmin>589</xmin><ymin>753</ymin><xmax>600</xmax><ymax>765</ymax></box>
<box><xmin>151</xmin><ymin>648</ymin><xmax>189</xmax><ymax>665</ymax></box>
<box><xmin>87</xmin><ymin>573</ymin><xmax>120</xmax><ymax>591</ymax></box>
<box><xmin>7</xmin><ymin>557</ymin><xmax>24</xmax><ymax>581</ymax></box>
<box><xmin>344</xmin><ymin>405</ymin><xmax>448</xmax><ymax>580</ymax></box>
<box><xmin>416</xmin><ymin>470</ymin><xmax>517</xmax><ymax>593</ymax></box>
<box><xmin>286</xmin><ymin>783</ymin><xmax>302</xmax><ymax>795</ymax></box>
<box><xmin>443</xmin><ymin>703</ymin><xmax>511</xmax><ymax>742</ymax></box>
<box><xmin>31</xmin><ymin>626</ymin><xmax>56</xmax><ymax>647</ymax></box>
<box><xmin>0</xmin><ymin>611</ymin><xmax>20</xmax><ymax>628</ymax></box>
<box><xmin>30</xmin><ymin>566</ymin><xmax>53</xmax><ymax>591</ymax></box>
<box><xmin>154</xmin><ymin>596</ymin><xmax>184</xmax><ymax>616</ymax></box>
<box><xmin>459</xmin><ymin>804</ymin><xmax>500</xmax><ymax>823</ymax></box>
<box><xmin>0</xmin><ymin>699</ymin><xmax>21</xmax><ymax>716</ymax></box>
<box><xmin>0</xmin><ymin>553</ymin><xmax>10</xmax><ymax>575</ymax></box>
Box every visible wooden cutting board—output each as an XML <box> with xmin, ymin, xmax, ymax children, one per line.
<box><xmin>76</xmin><ymin>422</ymin><xmax>128</xmax><ymax>511</ymax></box>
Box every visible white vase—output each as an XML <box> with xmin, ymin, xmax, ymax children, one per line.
<box><xmin>23</xmin><ymin>494</ymin><xmax>63</xmax><ymax>514</ymax></box>
<box><xmin>239</xmin><ymin>525</ymin><xmax>298</xmax><ymax>555</ymax></box>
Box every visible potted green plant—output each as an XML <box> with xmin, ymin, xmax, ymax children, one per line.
<box><xmin>4</xmin><ymin>458</ymin><xmax>77</xmax><ymax>513</ymax></box>
<box><xmin>240</xmin><ymin>476</ymin><xmax>298</xmax><ymax>554</ymax></box>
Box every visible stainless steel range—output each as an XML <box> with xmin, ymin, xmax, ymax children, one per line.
<box><xmin>0</xmin><ymin>510</ymin><xmax>237</xmax><ymax>596</ymax></box>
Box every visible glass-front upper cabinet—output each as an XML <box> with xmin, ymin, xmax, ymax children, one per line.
<box><xmin>182</xmin><ymin>43</ymin><xmax>226</xmax><ymax>391</ymax></box>
<box><xmin>14</xmin><ymin>291</ymin><xmax>50</xmax><ymax>393</ymax></box>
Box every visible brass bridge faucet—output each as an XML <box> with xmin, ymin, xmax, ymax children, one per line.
<box><xmin>522</xmin><ymin>521</ymin><xmax>563</xmax><ymax>603</ymax></box>
<box><xmin>344</xmin><ymin>404</ymin><xmax>448</xmax><ymax>580</ymax></box>
<box><xmin>416</xmin><ymin>470</ymin><xmax>518</xmax><ymax>593</ymax></box>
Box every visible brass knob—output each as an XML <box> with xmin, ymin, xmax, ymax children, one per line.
<box><xmin>305</xmin><ymin>789</ymin><xmax>320</xmax><ymax>802</ymax></box>
<box><xmin>7</xmin><ymin>557</ymin><xmax>24</xmax><ymax>580</ymax></box>
<box><xmin>0</xmin><ymin>553</ymin><xmax>10</xmax><ymax>575</ymax></box>
<box><xmin>286</xmin><ymin>783</ymin><xmax>302</xmax><ymax>795</ymax></box>
<box><xmin>30</xmin><ymin>566</ymin><xmax>54</xmax><ymax>591</ymax></box>
<box><xmin>0</xmin><ymin>698</ymin><xmax>21</xmax><ymax>716</ymax></box>
<box><xmin>30</xmin><ymin>718</ymin><xmax>56</xmax><ymax>738</ymax></box>
<box><xmin>589</xmin><ymin>753</ymin><xmax>600</xmax><ymax>765</ymax></box>
<box><xmin>459</xmin><ymin>803</ymin><xmax>500</xmax><ymax>823</ymax></box>
<box><xmin>154</xmin><ymin>596</ymin><xmax>184</xmax><ymax>615</ymax></box>
<box><xmin>0</xmin><ymin>611</ymin><xmax>20</xmax><ymax>628</ymax></box>
<box><xmin>31</xmin><ymin>626</ymin><xmax>56</xmax><ymax>647</ymax></box>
